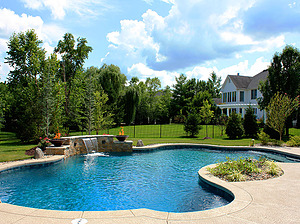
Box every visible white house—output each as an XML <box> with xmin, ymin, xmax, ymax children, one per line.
<box><xmin>217</xmin><ymin>70</ymin><xmax>268</xmax><ymax>120</ymax></box>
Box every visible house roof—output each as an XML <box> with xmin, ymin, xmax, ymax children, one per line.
<box><xmin>226</xmin><ymin>69</ymin><xmax>268</xmax><ymax>90</ymax></box>
<box><xmin>247</xmin><ymin>69</ymin><xmax>268</xmax><ymax>89</ymax></box>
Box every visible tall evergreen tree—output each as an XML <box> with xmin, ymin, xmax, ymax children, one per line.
<box><xmin>243</xmin><ymin>106</ymin><xmax>259</xmax><ymax>138</ymax></box>
<box><xmin>226</xmin><ymin>112</ymin><xmax>244</xmax><ymax>139</ymax></box>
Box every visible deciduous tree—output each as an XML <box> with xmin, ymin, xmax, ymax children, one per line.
<box><xmin>266</xmin><ymin>92</ymin><xmax>299</xmax><ymax>141</ymax></box>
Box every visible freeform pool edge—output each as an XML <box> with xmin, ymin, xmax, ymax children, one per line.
<box><xmin>0</xmin><ymin>144</ymin><xmax>300</xmax><ymax>223</ymax></box>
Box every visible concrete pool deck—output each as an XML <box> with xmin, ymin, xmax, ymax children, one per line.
<box><xmin>0</xmin><ymin>145</ymin><xmax>300</xmax><ymax>224</ymax></box>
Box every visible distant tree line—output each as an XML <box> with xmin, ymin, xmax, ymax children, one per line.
<box><xmin>0</xmin><ymin>30</ymin><xmax>222</xmax><ymax>142</ymax></box>
<box><xmin>0</xmin><ymin>30</ymin><xmax>298</xmax><ymax>143</ymax></box>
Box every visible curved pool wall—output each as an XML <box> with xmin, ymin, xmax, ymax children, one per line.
<box><xmin>0</xmin><ymin>144</ymin><xmax>299</xmax><ymax>214</ymax></box>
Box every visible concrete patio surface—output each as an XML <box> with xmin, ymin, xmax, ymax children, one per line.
<box><xmin>0</xmin><ymin>146</ymin><xmax>300</xmax><ymax>224</ymax></box>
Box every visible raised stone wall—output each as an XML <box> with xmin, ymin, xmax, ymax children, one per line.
<box><xmin>45</xmin><ymin>135</ymin><xmax>133</xmax><ymax>156</ymax></box>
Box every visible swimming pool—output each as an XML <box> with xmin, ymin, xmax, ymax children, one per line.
<box><xmin>0</xmin><ymin>147</ymin><xmax>296</xmax><ymax>212</ymax></box>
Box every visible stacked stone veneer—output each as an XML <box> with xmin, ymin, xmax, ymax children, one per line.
<box><xmin>45</xmin><ymin>135</ymin><xmax>133</xmax><ymax>156</ymax></box>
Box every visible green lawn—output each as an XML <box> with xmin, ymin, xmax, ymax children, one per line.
<box><xmin>0</xmin><ymin>132</ymin><xmax>35</xmax><ymax>162</ymax></box>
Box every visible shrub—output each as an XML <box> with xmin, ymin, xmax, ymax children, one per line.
<box><xmin>264</xmin><ymin>160</ymin><xmax>282</xmax><ymax>176</ymax></box>
<box><xmin>258</xmin><ymin>130</ymin><xmax>270</xmax><ymax>145</ymax></box>
<box><xmin>225</xmin><ymin>112</ymin><xmax>244</xmax><ymax>139</ymax></box>
<box><xmin>243</xmin><ymin>107</ymin><xmax>259</xmax><ymax>138</ymax></box>
<box><xmin>184</xmin><ymin>113</ymin><xmax>201</xmax><ymax>137</ymax></box>
<box><xmin>286</xmin><ymin>136</ymin><xmax>300</xmax><ymax>147</ymax></box>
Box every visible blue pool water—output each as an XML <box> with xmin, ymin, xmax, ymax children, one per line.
<box><xmin>0</xmin><ymin>148</ymin><xmax>295</xmax><ymax>212</ymax></box>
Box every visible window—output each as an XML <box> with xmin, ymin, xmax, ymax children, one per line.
<box><xmin>232</xmin><ymin>91</ymin><xmax>236</xmax><ymax>102</ymax></box>
<box><xmin>251</xmin><ymin>89</ymin><xmax>257</xmax><ymax>99</ymax></box>
<box><xmin>223</xmin><ymin>93</ymin><xmax>227</xmax><ymax>103</ymax></box>
<box><xmin>232</xmin><ymin>108</ymin><xmax>236</xmax><ymax>113</ymax></box>
<box><xmin>240</xmin><ymin>91</ymin><xmax>244</xmax><ymax>102</ymax></box>
<box><xmin>228</xmin><ymin>92</ymin><xmax>232</xmax><ymax>102</ymax></box>
<box><xmin>239</xmin><ymin>108</ymin><xmax>243</xmax><ymax>114</ymax></box>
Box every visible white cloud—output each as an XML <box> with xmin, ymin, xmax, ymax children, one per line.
<box><xmin>127</xmin><ymin>63</ymin><xmax>179</xmax><ymax>87</ymax></box>
<box><xmin>185</xmin><ymin>66</ymin><xmax>217</xmax><ymax>81</ymax></box>
<box><xmin>0</xmin><ymin>8</ymin><xmax>44</xmax><ymax>38</ymax></box>
<box><xmin>0</xmin><ymin>8</ymin><xmax>67</xmax><ymax>81</ymax></box>
<box><xmin>21</xmin><ymin>0</ymin><xmax>112</xmax><ymax>20</ymax></box>
<box><xmin>103</xmin><ymin>0</ymin><xmax>291</xmax><ymax>73</ymax></box>
<box><xmin>0</xmin><ymin>8</ymin><xmax>65</xmax><ymax>44</ymax></box>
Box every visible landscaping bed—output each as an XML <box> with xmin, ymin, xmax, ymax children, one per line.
<box><xmin>207</xmin><ymin>157</ymin><xmax>283</xmax><ymax>182</ymax></box>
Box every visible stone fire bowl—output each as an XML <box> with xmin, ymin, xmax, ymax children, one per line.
<box><xmin>115</xmin><ymin>135</ymin><xmax>129</xmax><ymax>141</ymax></box>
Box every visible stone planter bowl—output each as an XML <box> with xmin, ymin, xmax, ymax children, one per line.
<box><xmin>50</xmin><ymin>139</ymin><xmax>66</xmax><ymax>147</ymax></box>
<box><xmin>115</xmin><ymin>135</ymin><xmax>129</xmax><ymax>141</ymax></box>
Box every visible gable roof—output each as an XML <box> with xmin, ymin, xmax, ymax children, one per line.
<box><xmin>247</xmin><ymin>69</ymin><xmax>268</xmax><ymax>89</ymax></box>
<box><xmin>226</xmin><ymin>69</ymin><xmax>268</xmax><ymax>90</ymax></box>
<box><xmin>228</xmin><ymin>75</ymin><xmax>252</xmax><ymax>89</ymax></box>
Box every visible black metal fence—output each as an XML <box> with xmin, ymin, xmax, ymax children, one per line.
<box><xmin>104</xmin><ymin>124</ymin><xmax>225</xmax><ymax>138</ymax></box>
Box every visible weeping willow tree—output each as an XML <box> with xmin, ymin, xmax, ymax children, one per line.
<box><xmin>123</xmin><ymin>86</ymin><xmax>140</xmax><ymax>125</ymax></box>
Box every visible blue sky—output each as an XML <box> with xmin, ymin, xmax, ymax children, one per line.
<box><xmin>0</xmin><ymin>0</ymin><xmax>299</xmax><ymax>86</ymax></box>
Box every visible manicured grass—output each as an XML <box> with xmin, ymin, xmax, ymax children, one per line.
<box><xmin>0</xmin><ymin>132</ymin><xmax>35</xmax><ymax>162</ymax></box>
<box><xmin>129</xmin><ymin>137</ymin><xmax>254</xmax><ymax>147</ymax></box>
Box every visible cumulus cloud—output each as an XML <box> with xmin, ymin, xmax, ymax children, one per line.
<box><xmin>127</xmin><ymin>63</ymin><xmax>179</xmax><ymax>87</ymax></box>
<box><xmin>21</xmin><ymin>0</ymin><xmax>112</xmax><ymax>20</ymax></box>
<box><xmin>126</xmin><ymin>56</ymin><xmax>270</xmax><ymax>87</ymax></box>
<box><xmin>0</xmin><ymin>8</ymin><xmax>65</xmax><ymax>44</ymax></box>
<box><xmin>102</xmin><ymin>0</ymin><xmax>293</xmax><ymax>73</ymax></box>
<box><xmin>0</xmin><ymin>8</ymin><xmax>66</xmax><ymax>81</ymax></box>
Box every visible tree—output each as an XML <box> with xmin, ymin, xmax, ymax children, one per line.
<box><xmin>207</xmin><ymin>71</ymin><xmax>222</xmax><ymax>98</ymax></box>
<box><xmin>243</xmin><ymin>106</ymin><xmax>259</xmax><ymax>138</ymax></box>
<box><xmin>266</xmin><ymin>92</ymin><xmax>299</xmax><ymax>141</ymax></box>
<box><xmin>123</xmin><ymin>86</ymin><xmax>140</xmax><ymax>125</ymax></box>
<box><xmin>225</xmin><ymin>112</ymin><xmax>244</xmax><ymax>139</ymax></box>
<box><xmin>200</xmin><ymin>100</ymin><xmax>214</xmax><ymax>138</ymax></box>
<box><xmin>98</xmin><ymin>64</ymin><xmax>126</xmax><ymax>106</ymax></box>
<box><xmin>0</xmin><ymin>83</ymin><xmax>8</xmax><ymax>130</ymax></box>
<box><xmin>98</xmin><ymin>64</ymin><xmax>126</xmax><ymax>123</ymax></box>
<box><xmin>40</xmin><ymin>54</ymin><xmax>65</xmax><ymax>137</ymax></box>
<box><xmin>156</xmin><ymin>86</ymin><xmax>172</xmax><ymax>123</ymax></box>
<box><xmin>5</xmin><ymin>30</ymin><xmax>46</xmax><ymax>141</ymax></box>
<box><xmin>54</xmin><ymin>33</ymin><xmax>92</xmax><ymax>127</ymax></box>
<box><xmin>259</xmin><ymin>45</ymin><xmax>300</xmax><ymax>130</ymax></box>
<box><xmin>93</xmin><ymin>90</ymin><xmax>114</xmax><ymax>135</ymax></box>
<box><xmin>189</xmin><ymin>91</ymin><xmax>213</xmax><ymax>113</ymax></box>
<box><xmin>184</xmin><ymin>113</ymin><xmax>201</xmax><ymax>137</ymax></box>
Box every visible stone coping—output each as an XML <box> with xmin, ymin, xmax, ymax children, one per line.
<box><xmin>0</xmin><ymin>155</ymin><xmax>65</xmax><ymax>173</ymax></box>
<box><xmin>61</xmin><ymin>135</ymin><xmax>114</xmax><ymax>139</ymax></box>
<box><xmin>0</xmin><ymin>145</ymin><xmax>300</xmax><ymax>223</ymax></box>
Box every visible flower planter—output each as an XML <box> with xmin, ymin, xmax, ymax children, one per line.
<box><xmin>50</xmin><ymin>139</ymin><xmax>66</xmax><ymax>147</ymax></box>
<box><xmin>115</xmin><ymin>135</ymin><xmax>129</xmax><ymax>141</ymax></box>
